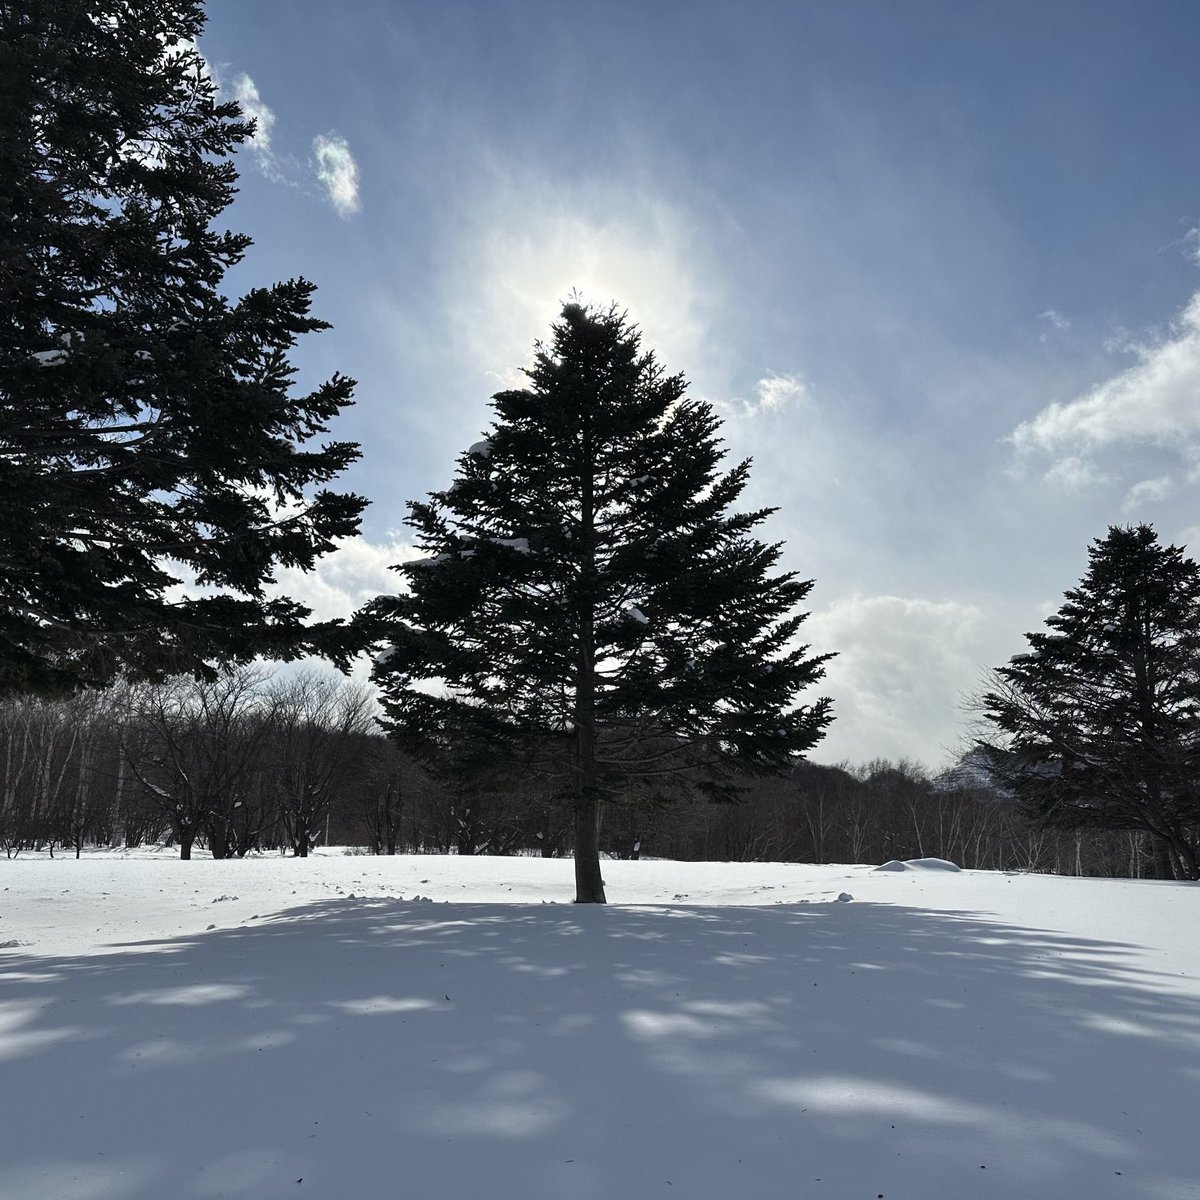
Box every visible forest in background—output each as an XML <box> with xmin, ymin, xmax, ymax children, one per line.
<box><xmin>0</xmin><ymin>667</ymin><xmax>1168</xmax><ymax>880</ymax></box>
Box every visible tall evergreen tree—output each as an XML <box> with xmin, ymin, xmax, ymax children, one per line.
<box><xmin>980</xmin><ymin>524</ymin><xmax>1200</xmax><ymax>879</ymax></box>
<box><xmin>363</xmin><ymin>303</ymin><xmax>833</xmax><ymax>902</ymax></box>
<box><xmin>0</xmin><ymin>0</ymin><xmax>366</xmax><ymax>694</ymax></box>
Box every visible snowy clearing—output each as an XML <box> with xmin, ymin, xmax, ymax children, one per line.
<box><xmin>1</xmin><ymin>851</ymin><xmax>1198</xmax><ymax>1200</ymax></box>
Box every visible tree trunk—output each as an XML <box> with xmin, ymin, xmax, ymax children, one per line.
<box><xmin>1151</xmin><ymin>835</ymin><xmax>1177</xmax><ymax>879</ymax></box>
<box><xmin>572</xmin><ymin>420</ymin><xmax>605</xmax><ymax>904</ymax></box>
<box><xmin>111</xmin><ymin>751</ymin><xmax>125</xmax><ymax>849</ymax></box>
<box><xmin>208</xmin><ymin>822</ymin><xmax>231</xmax><ymax>859</ymax></box>
<box><xmin>1168</xmin><ymin>831</ymin><xmax>1199</xmax><ymax>881</ymax></box>
<box><xmin>571</xmin><ymin>643</ymin><xmax>605</xmax><ymax>900</ymax></box>
<box><xmin>377</xmin><ymin>784</ymin><xmax>400</xmax><ymax>854</ymax></box>
<box><xmin>572</xmin><ymin>622</ymin><xmax>605</xmax><ymax>901</ymax></box>
<box><xmin>454</xmin><ymin>810</ymin><xmax>476</xmax><ymax>856</ymax></box>
<box><xmin>179</xmin><ymin>829</ymin><xmax>194</xmax><ymax>860</ymax></box>
<box><xmin>573</xmin><ymin>787</ymin><xmax>605</xmax><ymax>903</ymax></box>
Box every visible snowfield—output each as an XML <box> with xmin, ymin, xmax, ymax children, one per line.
<box><xmin>1</xmin><ymin>851</ymin><xmax>1198</xmax><ymax>1200</ymax></box>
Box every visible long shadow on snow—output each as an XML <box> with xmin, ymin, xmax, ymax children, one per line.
<box><xmin>0</xmin><ymin>897</ymin><xmax>1197</xmax><ymax>1200</ymax></box>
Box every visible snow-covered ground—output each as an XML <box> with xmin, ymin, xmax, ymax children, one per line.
<box><xmin>1</xmin><ymin>850</ymin><xmax>1198</xmax><ymax>1200</ymax></box>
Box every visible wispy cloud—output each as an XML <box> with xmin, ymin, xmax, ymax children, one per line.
<box><xmin>1038</xmin><ymin>309</ymin><xmax>1070</xmax><ymax>343</ymax></box>
<box><xmin>231</xmin><ymin>73</ymin><xmax>279</xmax><ymax>177</ymax></box>
<box><xmin>1043</xmin><ymin>455</ymin><xmax>1112</xmax><ymax>491</ymax></box>
<box><xmin>312</xmin><ymin>134</ymin><xmax>361</xmax><ymax>218</ymax></box>
<box><xmin>1121</xmin><ymin>475</ymin><xmax>1174</xmax><ymax>512</ymax></box>
<box><xmin>1185</xmin><ymin>226</ymin><xmax>1200</xmax><ymax>266</ymax></box>
<box><xmin>197</xmin><ymin>48</ymin><xmax>358</xmax><ymax>216</ymax></box>
<box><xmin>724</xmin><ymin>373</ymin><xmax>809</xmax><ymax>418</ymax></box>
<box><xmin>1013</xmin><ymin>292</ymin><xmax>1200</xmax><ymax>464</ymax></box>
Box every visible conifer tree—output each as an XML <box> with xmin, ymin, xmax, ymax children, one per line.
<box><xmin>0</xmin><ymin>0</ymin><xmax>366</xmax><ymax>694</ymax></box>
<box><xmin>980</xmin><ymin>524</ymin><xmax>1200</xmax><ymax>879</ymax></box>
<box><xmin>364</xmin><ymin>303</ymin><xmax>833</xmax><ymax>902</ymax></box>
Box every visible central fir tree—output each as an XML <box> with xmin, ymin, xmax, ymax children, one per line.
<box><xmin>363</xmin><ymin>304</ymin><xmax>833</xmax><ymax>902</ymax></box>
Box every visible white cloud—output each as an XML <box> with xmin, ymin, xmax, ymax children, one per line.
<box><xmin>196</xmin><ymin>54</ymin><xmax>356</xmax><ymax>212</ymax></box>
<box><xmin>723</xmin><ymin>373</ymin><xmax>809</xmax><ymax>418</ymax></box>
<box><xmin>1121</xmin><ymin>475</ymin><xmax>1174</xmax><ymax>513</ymax></box>
<box><xmin>1013</xmin><ymin>292</ymin><xmax>1200</xmax><ymax>461</ymax></box>
<box><xmin>312</xmin><ymin>134</ymin><xmax>361</xmax><ymax>217</ymax></box>
<box><xmin>1185</xmin><ymin>226</ymin><xmax>1200</xmax><ymax>267</ymax></box>
<box><xmin>804</xmin><ymin>593</ymin><xmax>987</xmax><ymax>770</ymax></box>
<box><xmin>754</xmin><ymin>374</ymin><xmax>807</xmax><ymax>411</ymax></box>
<box><xmin>162</xmin><ymin>35</ymin><xmax>213</xmax><ymax>82</ymax></box>
<box><xmin>269</xmin><ymin>533</ymin><xmax>417</xmax><ymax>624</ymax></box>
<box><xmin>231</xmin><ymin>73</ymin><xmax>278</xmax><ymax>175</ymax></box>
<box><xmin>1037</xmin><ymin>309</ymin><xmax>1071</xmax><ymax>343</ymax></box>
<box><xmin>168</xmin><ymin>529</ymin><xmax>416</xmax><ymax>619</ymax></box>
<box><xmin>165</xmin><ymin>532</ymin><xmax>416</xmax><ymax>690</ymax></box>
<box><xmin>1042</xmin><ymin>455</ymin><xmax>1112</xmax><ymax>491</ymax></box>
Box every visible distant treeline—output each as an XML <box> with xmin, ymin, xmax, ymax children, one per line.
<box><xmin>0</xmin><ymin>668</ymin><xmax>1168</xmax><ymax>879</ymax></box>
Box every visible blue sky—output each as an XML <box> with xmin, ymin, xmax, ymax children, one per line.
<box><xmin>198</xmin><ymin>0</ymin><xmax>1200</xmax><ymax>769</ymax></box>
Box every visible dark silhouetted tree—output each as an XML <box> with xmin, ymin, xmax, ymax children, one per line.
<box><xmin>363</xmin><ymin>303</ymin><xmax>833</xmax><ymax>901</ymax></box>
<box><xmin>980</xmin><ymin>525</ymin><xmax>1200</xmax><ymax>879</ymax></box>
<box><xmin>0</xmin><ymin>0</ymin><xmax>366</xmax><ymax>694</ymax></box>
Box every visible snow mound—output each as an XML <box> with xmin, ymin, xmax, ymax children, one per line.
<box><xmin>874</xmin><ymin>857</ymin><xmax>962</xmax><ymax>873</ymax></box>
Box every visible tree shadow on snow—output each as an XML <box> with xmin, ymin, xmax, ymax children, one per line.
<box><xmin>0</xmin><ymin>897</ymin><xmax>1197</xmax><ymax>1200</ymax></box>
